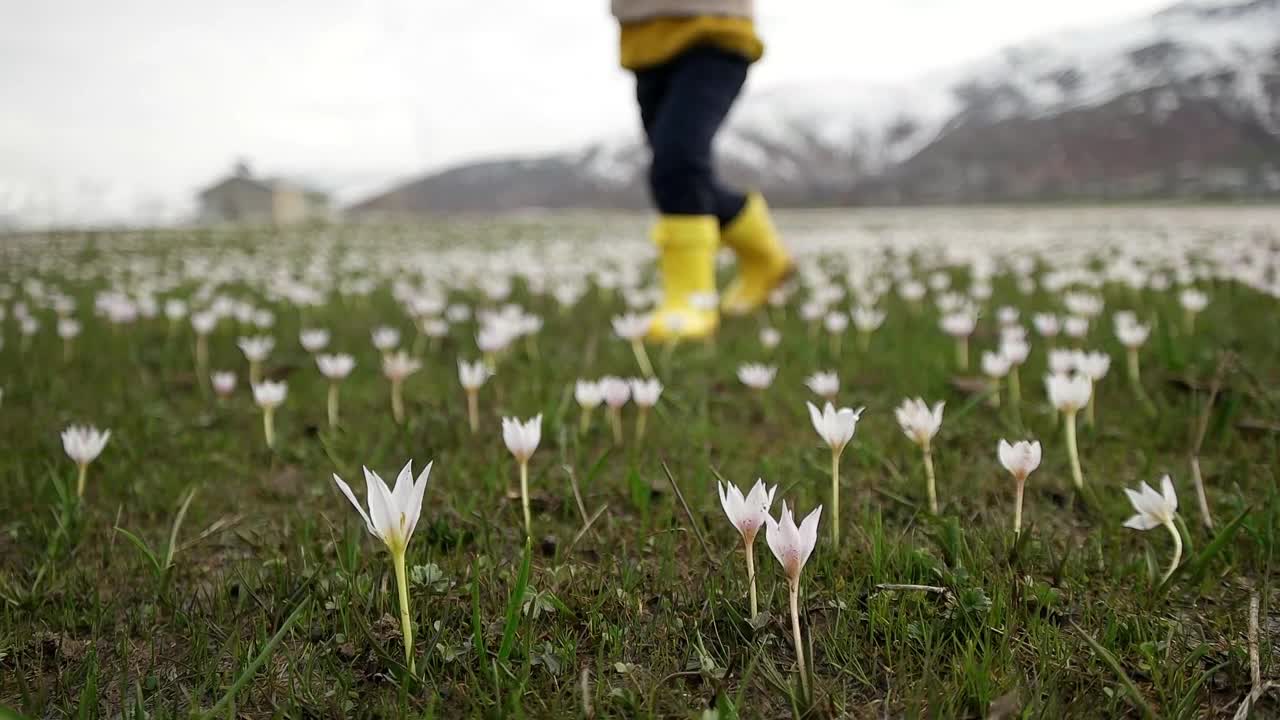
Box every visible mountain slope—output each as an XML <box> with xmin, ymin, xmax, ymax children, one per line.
<box><xmin>352</xmin><ymin>0</ymin><xmax>1280</xmax><ymax>214</ymax></box>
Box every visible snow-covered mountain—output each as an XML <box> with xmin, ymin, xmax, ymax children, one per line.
<box><xmin>355</xmin><ymin>0</ymin><xmax>1280</xmax><ymax>213</ymax></box>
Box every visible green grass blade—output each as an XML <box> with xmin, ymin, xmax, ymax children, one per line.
<box><xmin>202</xmin><ymin>598</ymin><xmax>310</xmax><ymax>719</ymax></box>
<box><xmin>113</xmin><ymin>527</ymin><xmax>162</xmax><ymax>575</ymax></box>
<box><xmin>497</xmin><ymin>539</ymin><xmax>533</xmax><ymax>668</ymax></box>
<box><xmin>1072</xmin><ymin>621</ymin><xmax>1157</xmax><ymax>719</ymax></box>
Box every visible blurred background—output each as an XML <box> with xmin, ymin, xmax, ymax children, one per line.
<box><xmin>1</xmin><ymin>0</ymin><xmax>1277</xmax><ymax>230</ymax></box>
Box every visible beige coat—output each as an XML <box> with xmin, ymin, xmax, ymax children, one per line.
<box><xmin>610</xmin><ymin>0</ymin><xmax>753</xmax><ymax>22</ymax></box>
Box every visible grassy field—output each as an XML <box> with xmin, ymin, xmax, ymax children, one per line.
<box><xmin>1</xmin><ymin>207</ymin><xmax>1278</xmax><ymax>718</ymax></box>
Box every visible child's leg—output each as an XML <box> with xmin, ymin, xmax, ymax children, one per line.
<box><xmin>645</xmin><ymin>47</ymin><xmax>748</xmax><ymax>217</ymax></box>
<box><xmin>641</xmin><ymin>47</ymin><xmax>749</xmax><ymax>341</ymax></box>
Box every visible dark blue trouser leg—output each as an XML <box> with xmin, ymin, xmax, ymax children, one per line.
<box><xmin>634</xmin><ymin>46</ymin><xmax>748</xmax><ymax>226</ymax></box>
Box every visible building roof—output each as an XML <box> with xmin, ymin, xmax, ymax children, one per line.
<box><xmin>198</xmin><ymin>174</ymin><xmax>330</xmax><ymax>201</ymax></box>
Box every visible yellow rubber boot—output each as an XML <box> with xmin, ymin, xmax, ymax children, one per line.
<box><xmin>719</xmin><ymin>193</ymin><xmax>793</xmax><ymax>316</ymax></box>
<box><xmin>647</xmin><ymin>215</ymin><xmax>720</xmax><ymax>342</ymax></box>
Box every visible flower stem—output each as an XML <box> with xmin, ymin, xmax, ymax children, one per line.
<box><xmin>391</xmin><ymin>549</ymin><xmax>416</xmax><ymax>674</ymax></box>
<box><xmin>1085</xmin><ymin>384</ymin><xmax>1097</xmax><ymax>427</ymax></box>
<box><xmin>263</xmin><ymin>408</ymin><xmax>276</xmax><ymax>449</ymax></box>
<box><xmin>1126</xmin><ymin>347</ymin><xmax>1141</xmax><ymax>386</ymax></box>
<box><xmin>1013</xmin><ymin>476</ymin><xmax>1025</xmax><ymax>536</ymax></box>
<box><xmin>1190</xmin><ymin>455</ymin><xmax>1215</xmax><ymax>530</ymax></box>
<box><xmin>520</xmin><ymin>461</ymin><xmax>532</xmax><ymax>539</ymax></box>
<box><xmin>635</xmin><ymin>407</ymin><xmax>648</xmax><ymax>445</ymax></box>
<box><xmin>858</xmin><ymin>330</ymin><xmax>870</xmax><ymax>352</ymax></box>
<box><xmin>467</xmin><ymin>390</ymin><xmax>479</xmax><ymax>433</ymax></box>
<box><xmin>195</xmin><ymin>334</ymin><xmax>209</xmax><ymax>382</ymax></box>
<box><xmin>744</xmin><ymin>535</ymin><xmax>758</xmax><ymax>618</ymax></box>
<box><xmin>327</xmin><ymin>383</ymin><xmax>340</xmax><ymax>428</ymax></box>
<box><xmin>957</xmin><ymin>337</ymin><xmax>968</xmax><ymax>371</ymax></box>
<box><xmin>391</xmin><ymin>380</ymin><xmax>404</xmax><ymax>424</ymax></box>
<box><xmin>923</xmin><ymin>444</ymin><xmax>938</xmax><ymax>514</ymax></box>
<box><xmin>830</xmin><ymin>450</ymin><xmax>841</xmax><ymax>545</ymax></box>
<box><xmin>579</xmin><ymin>406</ymin><xmax>592</xmax><ymax>435</ymax></box>
<box><xmin>76</xmin><ymin>463</ymin><xmax>88</xmax><ymax>499</ymax></box>
<box><xmin>249</xmin><ymin>360</ymin><xmax>261</xmax><ymax>387</ymax></box>
<box><xmin>789</xmin><ymin>580</ymin><xmax>810</xmax><ymax>699</ymax></box>
<box><xmin>1008</xmin><ymin>366</ymin><xmax>1022</xmax><ymax>406</ymax></box>
<box><xmin>631</xmin><ymin>339</ymin><xmax>654</xmax><ymax>378</ymax></box>
<box><xmin>1064</xmin><ymin>410</ymin><xmax>1084</xmax><ymax>489</ymax></box>
<box><xmin>609</xmin><ymin>407</ymin><xmax>623</xmax><ymax>445</ymax></box>
<box><xmin>1161</xmin><ymin>519</ymin><xmax>1183</xmax><ymax>585</ymax></box>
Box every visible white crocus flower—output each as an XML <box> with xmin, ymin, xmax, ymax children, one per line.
<box><xmin>759</xmin><ymin>326</ymin><xmax>782</xmax><ymax>350</ymax></box>
<box><xmin>804</xmin><ymin>371</ymin><xmax>839</xmax><ymax>402</ymax></box>
<box><xmin>382</xmin><ymin>351</ymin><xmax>421</xmax><ymax>424</ymax></box>
<box><xmin>575</xmin><ymin>379</ymin><xmax>603</xmax><ymax>434</ymax></box>
<box><xmin>806</xmin><ymin>401</ymin><xmax>863</xmax><ymax>544</ymax></box>
<box><xmin>502</xmin><ymin>414</ymin><xmax>542</xmax><ymax>538</ymax></box>
<box><xmin>317</xmin><ymin>353</ymin><xmax>355</xmax><ymax>427</ymax></box>
<box><xmin>629</xmin><ymin>378</ymin><xmax>663</xmax><ymax>443</ymax></box>
<box><xmin>62</xmin><ymin>425</ymin><xmax>111</xmax><ymax>498</ymax></box>
<box><xmin>600</xmin><ymin>376</ymin><xmax>631</xmax><ymax>444</ymax></box>
<box><xmin>718</xmin><ymin>479</ymin><xmax>777</xmax><ymax>618</ymax></box>
<box><xmin>765</xmin><ymin>502</ymin><xmax>822</xmax><ymax>698</ymax></box>
<box><xmin>252</xmin><ymin>380</ymin><xmax>287</xmax><ymax>450</ymax></box>
<box><xmin>332</xmin><ymin>460</ymin><xmax>433</xmax><ymax>673</ymax></box>
<box><xmin>941</xmin><ymin>310</ymin><xmax>977</xmax><ymax>370</ymax></box>
<box><xmin>1045</xmin><ymin>372</ymin><xmax>1091</xmax><ymax>489</ymax></box>
<box><xmin>458</xmin><ymin>359</ymin><xmax>491</xmax><ymax>433</ymax></box>
<box><xmin>191</xmin><ymin>311</ymin><xmax>217</xmax><ymax>380</ymax></box>
<box><xmin>981</xmin><ymin>351</ymin><xmax>1012</xmax><ymax>406</ymax></box>
<box><xmin>1064</xmin><ymin>315</ymin><xmax>1089</xmax><ymax>339</ymax></box>
<box><xmin>237</xmin><ymin>335</ymin><xmax>275</xmax><ymax>385</ymax></box>
<box><xmin>372</xmin><ymin>326</ymin><xmax>401</xmax><ymax>357</ymax></box>
<box><xmin>738</xmin><ymin>363</ymin><xmax>777</xmax><ymax>391</ymax></box>
<box><xmin>1116</xmin><ymin>318</ymin><xmax>1151</xmax><ymax>387</ymax></box>
<box><xmin>612</xmin><ymin>312</ymin><xmax>654</xmax><ymax>377</ymax></box>
<box><xmin>1179</xmin><ymin>288</ymin><xmax>1208</xmax><ymax>333</ymax></box>
<box><xmin>895</xmin><ymin>398</ymin><xmax>945</xmax><ymax>513</ymax></box>
<box><xmin>1074</xmin><ymin>350</ymin><xmax>1111</xmax><ymax>426</ymax></box>
<box><xmin>823</xmin><ymin>311</ymin><xmax>849</xmax><ymax>354</ymax></box>
<box><xmin>1123</xmin><ymin>475</ymin><xmax>1183</xmax><ymax>584</ymax></box>
<box><xmin>998</xmin><ymin>439</ymin><xmax>1042</xmax><ymax>536</ymax></box>
<box><xmin>851</xmin><ymin>305</ymin><xmax>884</xmax><ymax>350</ymax></box>
<box><xmin>300</xmin><ymin>328</ymin><xmax>331</xmax><ymax>353</ymax></box>
<box><xmin>211</xmin><ymin>370</ymin><xmax>237</xmax><ymax>399</ymax></box>
<box><xmin>1032</xmin><ymin>313</ymin><xmax>1060</xmax><ymax>340</ymax></box>
<box><xmin>1000</xmin><ymin>336</ymin><xmax>1031</xmax><ymax>409</ymax></box>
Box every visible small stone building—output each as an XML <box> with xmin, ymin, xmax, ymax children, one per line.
<box><xmin>197</xmin><ymin>162</ymin><xmax>330</xmax><ymax>226</ymax></box>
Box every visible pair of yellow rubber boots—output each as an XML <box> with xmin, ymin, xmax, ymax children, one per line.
<box><xmin>648</xmin><ymin>193</ymin><xmax>792</xmax><ymax>342</ymax></box>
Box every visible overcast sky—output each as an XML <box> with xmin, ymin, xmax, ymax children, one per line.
<box><xmin>0</xmin><ymin>0</ymin><xmax>1175</xmax><ymax>225</ymax></box>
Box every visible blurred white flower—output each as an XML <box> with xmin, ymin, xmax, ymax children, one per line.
<box><xmin>211</xmin><ymin>370</ymin><xmax>237</xmax><ymax>397</ymax></box>
<box><xmin>738</xmin><ymin>363</ymin><xmax>777</xmax><ymax>390</ymax></box>
<box><xmin>372</xmin><ymin>326</ymin><xmax>401</xmax><ymax>353</ymax></box>
<box><xmin>300</xmin><ymin>328</ymin><xmax>331</xmax><ymax>353</ymax></box>
<box><xmin>62</xmin><ymin>424</ymin><xmax>111</xmax><ymax>499</ymax></box>
<box><xmin>759</xmin><ymin>326</ymin><xmax>782</xmax><ymax>350</ymax></box>
<box><xmin>804</xmin><ymin>371</ymin><xmax>839</xmax><ymax>401</ymax></box>
<box><xmin>317</xmin><ymin>353</ymin><xmax>356</xmax><ymax>380</ymax></box>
